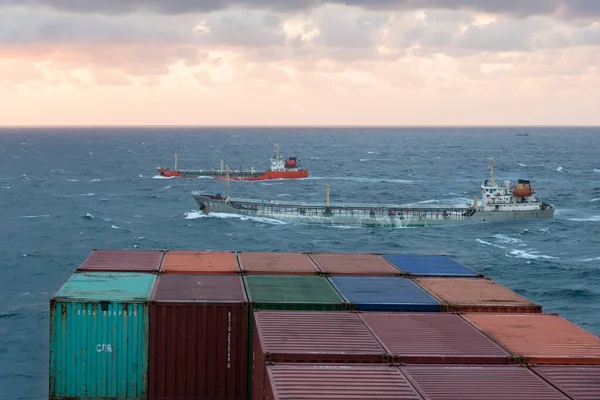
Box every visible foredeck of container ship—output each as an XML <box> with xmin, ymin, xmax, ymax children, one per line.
<box><xmin>49</xmin><ymin>250</ymin><xmax>600</xmax><ymax>400</ymax></box>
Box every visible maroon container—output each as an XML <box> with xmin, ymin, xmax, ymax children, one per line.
<box><xmin>149</xmin><ymin>275</ymin><xmax>249</xmax><ymax>400</ymax></box>
<box><xmin>400</xmin><ymin>365</ymin><xmax>570</xmax><ymax>400</ymax></box>
<box><xmin>77</xmin><ymin>249</ymin><xmax>164</xmax><ymax>272</ymax></box>
<box><xmin>252</xmin><ymin>311</ymin><xmax>388</xmax><ymax>400</ymax></box>
<box><xmin>360</xmin><ymin>313</ymin><xmax>514</xmax><ymax>364</ymax></box>
<box><xmin>532</xmin><ymin>366</ymin><xmax>600</xmax><ymax>400</ymax></box>
<box><xmin>264</xmin><ymin>363</ymin><xmax>424</xmax><ymax>400</ymax></box>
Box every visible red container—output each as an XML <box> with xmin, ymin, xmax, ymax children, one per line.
<box><xmin>77</xmin><ymin>249</ymin><xmax>164</xmax><ymax>272</ymax></box>
<box><xmin>149</xmin><ymin>275</ymin><xmax>249</xmax><ymax>400</ymax></box>
<box><xmin>414</xmin><ymin>277</ymin><xmax>542</xmax><ymax>313</ymax></box>
<box><xmin>532</xmin><ymin>366</ymin><xmax>600</xmax><ymax>400</ymax></box>
<box><xmin>360</xmin><ymin>313</ymin><xmax>513</xmax><ymax>364</ymax></box>
<box><xmin>400</xmin><ymin>365</ymin><xmax>570</xmax><ymax>400</ymax></box>
<box><xmin>463</xmin><ymin>314</ymin><xmax>600</xmax><ymax>365</ymax></box>
<box><xmin>310</xmin><ymin>253</ymin><xmax>401</xmax><ymax>276</ymax></box>
<box><xmin>264</xmin><ymin>363</ymin><xmax>424</xmax><ymax>400</ymax></box>
<box><xmin>238</xmin><ymin>252</ymin><xmax>319</xmax><ymax>275</ymax></box>
<box><xmin>252</xmin><ymin>311</ymin><xmax>388</xmax><ymax>400</ymax></box>
<box><xmin>161</xmin><ymin>251</ymin><xmax>240</xmax><ymax>274</ymax></box>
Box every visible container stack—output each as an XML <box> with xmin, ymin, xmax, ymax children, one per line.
<box><xmin>49</xmin><ymin>250</ymin><xmax>600</xmax><ymax>400</ymax></box>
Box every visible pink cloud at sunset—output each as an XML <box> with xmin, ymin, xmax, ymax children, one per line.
<box><xmin>1</xmin><ymin>0</ymin><xmax>599</xmax><ymax>125</ymax></box>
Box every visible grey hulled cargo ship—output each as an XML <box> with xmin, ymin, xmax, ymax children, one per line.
<box><xmin>192</xmin><ymin>161</ymin><xmax>554</xmax><ymax>227</ymax></box>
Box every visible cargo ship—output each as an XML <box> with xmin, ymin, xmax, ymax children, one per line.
<box><xmin>192</xmin><ymin>160</ymin><xmax>555</xmax><ymax>227</ymax></box>
<box><xmin>157</xmin><ymin>144</ymin><xmax>308</xmax><ymax>180</ymax></box>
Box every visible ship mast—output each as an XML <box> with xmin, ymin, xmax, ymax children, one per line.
<box><xmin>275</xmin><ymin>144</ymin><xmax>280</xmax><ymax>160</ymax></box>
<box><xmin>174</xmin><ymin>153</ymin><xmax>178</xmax><ymax>170</ymax></box>
<box><xmin>489</xmin><ymin>159</ymin><xmax>496</xmax><ymax>187</ymax></box>
<box><xmin>326</xmin><ymin>184</ymin><xmax>331</xmax><ymax>207</ymax></box>
<box><xmin>225</xmin><ymin>164</ymin><xmax>231</xmax><ymax>201</ymax></box>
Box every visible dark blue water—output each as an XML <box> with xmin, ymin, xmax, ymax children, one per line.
<box><xmin>1</xmin><ymin>127</ymin><xmax>599</xmax><ymax>399</ymax></box>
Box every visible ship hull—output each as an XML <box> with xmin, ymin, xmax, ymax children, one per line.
<box><xmin>192</xmin><ymin>194</ymin><xmax>554</xmax><ymax>228</ymax></box>
<box><xmin>157</xmin><ymin>168</ymin><xmax>308</xmax><ymax>180</ymax></box>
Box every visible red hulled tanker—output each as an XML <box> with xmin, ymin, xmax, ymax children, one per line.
<box><xmin>157</xmin><ymin>144</ymin><xmax>308</xmax><ymax>181</ymax></box>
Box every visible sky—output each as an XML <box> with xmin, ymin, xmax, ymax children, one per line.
<box><xmin>1</xmin><ymin>0</ymin><xmax>599</xmax><ymax>126</ymax></box>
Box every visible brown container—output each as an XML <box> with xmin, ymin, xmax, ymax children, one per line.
<box><xmin>414</xmin><ymin>277</ymin><xmax>542</xmax><ymax>313</ymax></box>
<box><xmin>251</xmin><ymin>311</ymin><xmax>388</xmax><ymax>400</ymax></box>
<box><xmin>310</xmin><ymin>253</ymin><xmax>401</xmax><ymax>276</ymax></box>
<box><xmin>265</xmin><ymin>363</ymin><xmax>425</xmax><ymax>400</ymax></box>
<box><xmin>463</xmin><ymin>314</ymin><xmax>600</xmax><ymax>365</ymax></box>
<box><xmin>238</xmin><ymin>252</ymin><xmax>319</xmax><ymax>275</ymax></box>
<box><xmin>400</xmin><ymin>365</ymin><xmax>570</xmax><ymax>400</ymax></box>
<box><xmin>161</xmin><ymin>251</ymin><xmax>240</xmax><ymax>274</ymax></box>
<box><xmin>531</xmin><ymin>366</ymin><xmax>600</xmax><ymax>400</ymax></box>
<box><xmin>77</xmin><ymin>249</ymin><xmax>164</xmax><ymax>272</ymax></box>
<box><xmin>360</xmin><ymin>313</ymin><xmax>513</xmax><ymax>364</ymax></box>
<box><xmin>149</xmin><ymin>275</ymin><xmax>249</xmax><ymax>400</ymax></box>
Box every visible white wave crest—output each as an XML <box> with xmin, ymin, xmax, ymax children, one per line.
<box><xmin>593</xmin><ymin>169</ymin><xmax>600</xmax><ymax>173</ymax></box>
<box><xmin>153</xmin><ymin>175</ymin><xmax>174</xmax><ymax>179</ymax></box>
<box><xmin>568</xmin><ymin>215</ymin><xmax>600</xmax><ymax>222</ymax></box>
<box><xmin>507</xmin><ymin>249</ymin><xmax>558</xmax><ymax>260</ymax></box>
<box><xmin>580</xmin><ymin>257</ymin><xmax>600</xmax><ymax>262</ymax></box>
<box><xmin>19</xmin><ymin>214</ymin><xmax>50</xmax><ymax>218</ymax></box>
<box><xmin>309</xmin><ymin>176</ymin><xmax>413</xmax><ymax>184</ymax></box>
<box><xmin>556</xmin><ymin>166</ymin><xmax>571</xmax><ymax>173</ymax></box>
<box><xmin>476</xmin><ymin>239</ymin><xmax>506</xmax><ymax>249</ymax></box>
<box><xmin>89</xmin><ymin>178</ymin><xmax>102</xmax><ymax>182</ymax></box>
<box><xmin>518</xmin><ymin>163</ymin><xmax>526</xmax><ymax>167</ymax></box>
<box><xmin>590</xmin><ymin>198</ymin><xmax>600</xmax><ymax>202</ymax></box>
<box><xmin>493</xmin><ymin>234</ymin><xmax>522</xmax><ymax>244</ymax></box>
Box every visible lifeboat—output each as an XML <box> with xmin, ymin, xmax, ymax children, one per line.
<box><xmin>285</xmin><ymin>158</ymin><xmax>297</xmax><ymax>168</ymax></box>
<box><xmin>513</xmin><ymin>180</ymin><xmax>533</xmax><ymax>197</ymax></box>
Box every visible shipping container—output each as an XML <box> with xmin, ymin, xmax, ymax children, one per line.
<box><xmin>49</xmin><ymin>272</ymin><xmax>156</xmax><ymax>399</ymax></box>
<box><xmin>531</xmin><ymin>366</ymin><xmax>600</xmax><ymax>400</ymax></box>
<box><xmin>414</xmin><ymin>277</ymin><xmax>542</xmax><ymax>313</ymax></box>
<box><xmin>252</xmin><ymin>311</ymin><xmax>388</xmax><ymax>400</ymax></box>
<box><xmin>238</xmin><ymin>252</ymin><xmax>319</xmax><ymax>275</ymax></box>
<box><xmin>77</xmin><ymin>249</ymin><xmax>164</xmax><ymax>273</ymax></box>
<box><xmin>265</xmin><ymin>364</ymin><xmax>425</xmax><ymax>400</ymax></box>
<box><xmin>243</xmin><ymin>275</ymin><xmax>346</xmax><ymax>310</ymax></box>
<box><xmin>383</xmin><ymin>254</ymin><xmax>480</xmax><ymax>277</ymax></box>
<box><xmin>309</xmin><ymin>252</ymin><xmax>401</xmax><ymax>276</ymax></box>
<box><xmin>149</xmin><ymin>275</ymin><xmax>249</xmax><ymax>400</ymax></box>
<box><xmin>360</xmin><ymin>313</ymin><xmax>513</xmax><ymax>364</ymax></box>
<box><xmin>161</xmin><ymin>251</ymin><xmax>240</xmax><ymax>274</ymax></box>
<box><xmin>463</xmin><ymin>314</ymin><xmax>600</xmax><ymax>365</ymax></box>
<box><xmin>400</xmin><ymin>365</ymin><xmax>570</xmax><ymax>400</ymax></box>
<box><xmin>328</xmin><ymin>276</ymin><xmax>441</xmax><ymax>312</ymax></box>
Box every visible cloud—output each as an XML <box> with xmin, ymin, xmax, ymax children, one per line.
<box><xmin>2</xmin><ymin>0</ymin><xmax>600</xmax><ymax>19</ymax></box>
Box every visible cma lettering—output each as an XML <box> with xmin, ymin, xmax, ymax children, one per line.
<box><xmin>96</xmin><ymin>344</ymin><xmax>112</xmax><ymax>353</ymax></box>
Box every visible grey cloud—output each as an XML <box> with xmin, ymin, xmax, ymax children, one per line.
<box><xmin>2</xmin><ymin>0</ymin><xmax>600</xmax><ymax>19</ymax></box>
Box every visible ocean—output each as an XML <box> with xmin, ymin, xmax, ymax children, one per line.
<box><xmin>1</xmin><ymin>127</ymin><xmax>599</xmax><ymax>399</ymax></box>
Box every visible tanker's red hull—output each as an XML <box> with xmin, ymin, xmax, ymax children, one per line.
<box><xmin>157</xmin><ymin>168</ymin><xmax>308</xmax><ymax>181</ymax></box>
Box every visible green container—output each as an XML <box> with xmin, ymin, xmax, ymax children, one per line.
<box><xmin>49</xmin><ymin>272</ymin><xmax>156</xmax><ymax>399</ymax></box>
<box><xmin>243</xmin><ymin>274</ymin><xmax>347</xmax><ymax>309</ymax></box>
<box><xmin>243</xmin><ymin>275</ymin><xmax>347</xmax><ymax>397</ymax></box>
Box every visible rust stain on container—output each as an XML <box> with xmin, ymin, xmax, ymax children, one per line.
<box><xmin>310</xmin><ymin>253</ymin><xmax>401</xmax><ymax>276</ymax></box>
<box><xmin>463</xmin><ymin>314</ymin><xmax>600</xmax><ymax>365</ymax></box>
<box><xmin>360</xmin><ymin>313</ymin><xmax>513</xmax><ymax>364</ymax></box>
<box><xmin>400</xmin><ymin>365</ymin><xmax>570</xmax><ymax>400</ymax></box>
<box><xmin>532</xmin><ymin>366</ymin><xmax>600</xmax><ymax>400</ymax></box>
<box><xmin>77</xmin><ymin>249</ymin><xmax>164</xmax><ymax>272</ymax></box>
<box><xmin>252</xmin><ymin>311</ymin><xmax>388</xmax><ymax>400</ymax></box>
<box><xmin>265</xmin><ymin>364</ymin><xmax>425</xmax><ymax>400</ymax></box>
<box><xmin>161</xmin><ymin>251</ymin><xmax>240</xmax><ymax>274</ymax></box>
<box><xmin>238</xmin><ymin>252</ymin><xmax>319</xmax><ymax>275</ymax></box>
<box><xmin>414</xmin><ymin>277</ymin><xmax>542</xmax><ymax>313</ymax></box>
<box><xmin>149</xmin><ymin>275</ymin><xmax>249</xmax><ymax>400</ymax></box>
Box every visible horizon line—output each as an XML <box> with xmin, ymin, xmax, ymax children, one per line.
<box><xmin>1</xmin><ymin>124</ymin><xmax>599</xmax><ymax>129</ymax></box>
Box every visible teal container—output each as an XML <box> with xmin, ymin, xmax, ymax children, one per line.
<box><xmin>49</xmin><ymin>272</ymin><xmax>156</xmax><ymax>399</ymax></box>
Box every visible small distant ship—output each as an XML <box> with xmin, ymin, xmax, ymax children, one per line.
<box><xmin>516</xmin><ymin>133</ymin><xmax>529</xmax><ymax>136</ymax></box>
<box><xmin>191</xmin><ymin>160</ymin><xmax>554</xmax><ymax>227</ymax></box>
<box><xmin>157</xmin><ymin>144</ymin><xmax>308</xmax><ymax>181</ymax></box>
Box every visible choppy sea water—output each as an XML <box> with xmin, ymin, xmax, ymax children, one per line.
<box><xmin>0</xmin><ymin>127</ymin><xmax>599</xmax><ymax>399</ymax></box>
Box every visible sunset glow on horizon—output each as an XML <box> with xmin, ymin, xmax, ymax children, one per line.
<box><xmin>1</xmin><ymin>1</ymin><xmax>599</xmax><ymax>126</ymax></box>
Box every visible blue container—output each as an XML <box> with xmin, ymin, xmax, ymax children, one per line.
<box><xmin>383</xmin><ymin>254</ymin><xmax>480</xmax><ymax>277</ymax></box>
<box><xmin>328</xmin><ymin>276</ymin><xmax>441</xmax><ymax>312</ymax></box>
<box><xmin>49</xmin><ymin>272</ymin><xmax>156</xmax><ymax>399</ymax></box>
